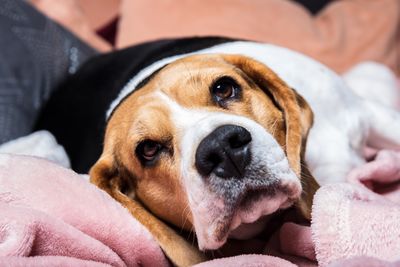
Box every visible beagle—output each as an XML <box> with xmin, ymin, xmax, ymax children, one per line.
<box><xmin>36</xmin><ymin>37</ymin><xmax>400</xmax><ymax>266</ymax></box>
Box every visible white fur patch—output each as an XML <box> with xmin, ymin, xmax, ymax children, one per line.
<box><xmin>343</xmin><ymin>61</ymin><xmax>400</xmax><ymax>110</ymax></box>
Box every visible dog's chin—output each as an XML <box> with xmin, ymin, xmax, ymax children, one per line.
<box><xmin>196</xmin><ymin>188</ymin><xmax>298</xmax><ymax>251</ymax></box>
<box><xmin>228</xmin><ymin>191</ymin><xmax>294</xmax><ymax>240</ymax></box>
<box><xmin>228</xmin><ymin>215</ymin><xmax>271</xmax><ymax>240</ymax></box>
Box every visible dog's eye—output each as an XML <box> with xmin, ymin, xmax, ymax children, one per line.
<box><xmin>211</xmin><ymin>77</ymin><xmax>240</xmax><ymax>104</ymax></box>
<box><xmin>136</xmin><ymin>140</ymin><xmax>162</xmax><ymax>162</ymax></box>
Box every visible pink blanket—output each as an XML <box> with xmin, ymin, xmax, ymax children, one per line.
<box><xmin>1</xmin><ymin>152</ymin><xmax>400</xmax><ymax>266</ymax></box>
<box><xmin>0</xmin><ymin>154</ymin><xmax>168</xmax><ymax>267</ymax></box>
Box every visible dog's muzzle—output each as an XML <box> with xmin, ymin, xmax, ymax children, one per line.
<box><xmin>180</xmin><ymin>114</ymin><xmax>301</xmax><ymax>250</ymax></box>
<box><xmin>195</xmin><ymin>125</ymin><xmax>252</xmax><ymax>179</ymax></box>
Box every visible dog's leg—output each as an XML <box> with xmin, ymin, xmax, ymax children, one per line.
<box><xmin>305</xmin><ymin>126</ymin><xmax>365</xmax><ymax>184</ymax></box>
<box><xmin>308</xmin><ymin>100</ymin><xmax>400</xmax><ymax>185</ymax></box>
<box><xmin>364</xmin><ymin>101</ymin><xmax>400</xmax><ymax>149</ymax></box>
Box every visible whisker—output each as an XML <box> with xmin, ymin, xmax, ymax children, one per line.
<box><xmin>179</xmin><ymin>204</ymin><xmax>190</xmax><ymax>233</ymax></box>
<box><xmin>270</xmin><ymin>118</ymin><xmax>279</xmax><ymax>136</ymax></box>
<box><xmin>190</xmin><ymin>226</ymin><xmax>197</xmax><ymax>247</ymax></box>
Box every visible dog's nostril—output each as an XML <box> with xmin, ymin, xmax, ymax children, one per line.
<box><xmin>196</xmin><ymin>151</ymin><xmax>223</xmax><ymax>177</ymax></box>
<box><xmin>195</xmin><ymin>125</ymin><xmax>252</xmax><ymax>178</ymax></box>
<box><xmin>228</xmin><ymin>130</ymin><xmax>252</xmax><ymax>149</ymax></box>
<box><xmin>207</xmin><ymin>153</ymin><xmax>222</xmax><ymax>166</ymax></box>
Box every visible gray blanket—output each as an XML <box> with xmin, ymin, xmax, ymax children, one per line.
<box><xmin>0</xmin><ymin>0</ymin><xmax>96</xmax><ymax>144</ymax></box>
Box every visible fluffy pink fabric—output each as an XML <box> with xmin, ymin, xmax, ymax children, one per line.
<box><xmin>1</xmin><ymin>256</ymin><xmax>109</xmax><ymax>267</ymax></box>
<box><xmin>347</xmin><ymin>150</ymin><xmax>400</xmax><ymax>203</ymax></box>
<box><xmin>327</xmin><ymin>256</ymin><xmax>400</xmax><ymax>267</ymax></box>
<box><xmin>312</xmin><ymin>183</ymin><xmax>400</xmax><ymax>266</ymax></box>
<box><xmin>0</xmin><ymin>154</ymin><xmax>168</xmax><ymax>267</ymax></box>
<box><xmin>2</xmin><ymin>150</ymin><xmax>400</xmax><ymax>266</ymax></box>
<box><xmin>194</xmin><ymin>255</ymin><xmax>296</xmax><ymax>267</ymax></box>
<box><xmin>279</xmin><ymin>149</ymin><xmax>400</xmax><ymax>266</ymax></box>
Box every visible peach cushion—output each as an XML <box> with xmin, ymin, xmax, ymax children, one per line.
<box><xmin>116</xmin><ymin>0</ymin><xmax>400</xmax><ymax>75</ymax></box>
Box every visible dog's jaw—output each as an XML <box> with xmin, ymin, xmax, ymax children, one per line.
<box><xmin>178</xmin><ymin>109</ymin><xmax>302</xmax><ymax>250</ymax></box>
<box><xmin>184</xmin><ymin>169</ymin><xmax>300</xmax><ymax>250</ymax></box>
<box><xmin>228</xmin><ymin>190</ymin><xmax>295</xmax><ymax>239</ymax></box>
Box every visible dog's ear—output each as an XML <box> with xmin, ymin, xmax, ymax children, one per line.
<box><xmin>90</xmin><ymin>149</ymin><xmax>206</xmax><ymax>267</ymax></box>
<box><xmin>292</xmin><ymin>93</ymin><xmax>320</xmax><ymax>220</ymax></box>
<box><xmin>222</xmin><ymin>55</ymin><xmax>319</xmax><ymax>220</ymax></box>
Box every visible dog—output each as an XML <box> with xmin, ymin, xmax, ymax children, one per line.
<box><xmin>36</xmin><ymin>37</ymin><xmax>400</xmax><ymax>266</ymax></box>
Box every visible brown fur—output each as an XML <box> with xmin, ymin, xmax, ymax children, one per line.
<box><xmin>90</xmin><ymin>54</ymin><xmax>319</xmax><ymax>266</ymax></box>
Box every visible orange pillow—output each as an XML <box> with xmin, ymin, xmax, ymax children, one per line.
<box><xmin>116</xmin><ymin>0</ymin><xmax>400</xmax><ymax>75</ymax></box>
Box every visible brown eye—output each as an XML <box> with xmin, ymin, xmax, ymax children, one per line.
<box><xmin>211</xmin><ymin>77</ymin><xmax>241</xmax><ymax>104</ymax></box>
<box><xmin>136</xmin><ymin>140</ymin><xmax>162</xmax><ymax>163</ymax></box>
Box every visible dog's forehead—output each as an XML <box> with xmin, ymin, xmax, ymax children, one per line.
<box><xmin>167</xmin><ymin>54</ymin><xmax>230</xmax><ymax>70</ymax></box>
<box><xmin>155</xmin><ymin>55</ymin><xmax>236</xmax><ymax>87</ymax></box>
<box><xmin>140</xmin><ymin>55</ymin><xmax>248</xmax><ymax>108</ymax></box>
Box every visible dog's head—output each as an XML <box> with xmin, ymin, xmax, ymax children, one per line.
<box><xmin>90</xmin><ymin>54</ymin><xmax>318</xmax><ymax>251</ymax></box>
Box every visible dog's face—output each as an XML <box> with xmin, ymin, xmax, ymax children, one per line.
<box><xmin>91</xmin><ymin>54</ymin><xmax>318</xmax><ymax>250</ymax></box>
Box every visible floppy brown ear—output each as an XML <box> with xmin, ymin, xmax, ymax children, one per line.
<box><xmin>293</xmin><ymin>93</ymin><xmax>320</xmax><ymax>220</ymax></box>
<box><xmin>90</xmin><ymin>152</ymin><xmax>206</xmax><ymax>267</ymax></box>
<box><xmin>222</xmin><ymin>55</ymin><xmax>319</xmax><ymax>220</ymax></box>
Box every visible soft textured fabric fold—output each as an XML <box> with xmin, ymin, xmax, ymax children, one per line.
<box><xmin>0</xmin><ymin>154</ymin><xmax>168</xmax><ymax>267</ymax></box>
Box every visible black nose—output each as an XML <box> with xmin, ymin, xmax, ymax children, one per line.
<box><xmin>195</xmin><ymin>125</ymin><xmax>252</xmax><ymax>178</ymax></box>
